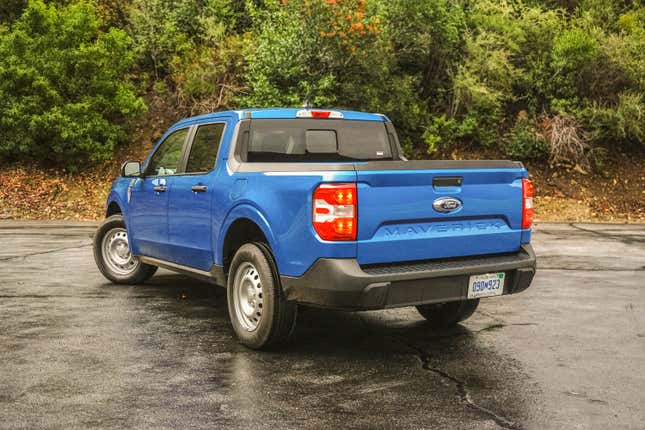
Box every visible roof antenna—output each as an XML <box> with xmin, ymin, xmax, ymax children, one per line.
<box><xmin>302</xmin><ymin>95</ymin><xmax>312</xmax><ymax>109</ymax></box>
<box><xmin>302</xmin><ymin>85</ymin><xmax>313</xmax><ymax>109</ymax></box>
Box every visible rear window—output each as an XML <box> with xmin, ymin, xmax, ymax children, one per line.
<box><xmin>245</xmin><ymin>119</ymin><xmax>394</xmax><ymax>162</ymax></box>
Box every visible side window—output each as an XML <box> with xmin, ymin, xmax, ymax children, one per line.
<box><xmin>185</xmin><ymin>123</ymin><xmax>225</xmax><ymax>173</ymax></box>
<box><xmin>146</xmin><ymin>128</ymin><xmax>188</xmax><ymax>176</ymax></box>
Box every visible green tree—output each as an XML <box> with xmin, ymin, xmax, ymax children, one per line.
<box><xmin>0</xmin><ymin>0</ymin><xmax>26</xmax><ymax>24</ymax></box>
<box><xmin>0</xmin><ymin>0</ymin><xmax>144</xmax><ymax>170</ymax></box>
<box><xmin>240</xmin><ymin>0</ymin><xmax>427</xmax><ymax>147</ymax></box>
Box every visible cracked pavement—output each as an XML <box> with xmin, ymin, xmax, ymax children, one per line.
<box><xmin>0</xmin><ymin>221</ymin><xmax>644</xmax><ymax>429</ymax></box>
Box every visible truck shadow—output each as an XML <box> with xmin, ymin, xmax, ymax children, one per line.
<box><xmin>120</xmin><ymin>271</ymin><xmax>535</xmax><ymax>429</ymax></box>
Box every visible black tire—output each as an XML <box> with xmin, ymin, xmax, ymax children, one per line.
<box><xmin>93</xmin><ymin>214</ymin><xmax>157</xmax><ymax>284</ymax></box>
<box><xmin>227</xmin><ymin>242</ymin><xmax>297</xmax><ymax>349</ymax></box>
<box><xmin>416</xmin><ymin>299</ymin><xmax>480</xmax><ymax>328</ymax></box>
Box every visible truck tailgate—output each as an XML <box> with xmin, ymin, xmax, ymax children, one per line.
<box><xmin>354</xmin><ymin>161</ymin><xmax>527</xmax><ymax>265</ymax></box>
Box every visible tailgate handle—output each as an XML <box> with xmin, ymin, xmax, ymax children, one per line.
<box><xmin>433</xmin><ymin>176</ymin><xmax>463</xmax><ymax>187</ymax></box>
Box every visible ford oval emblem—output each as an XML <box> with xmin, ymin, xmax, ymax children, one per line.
<box><xmin>433</xmin><ymin>197</ymin><xmax>462</xmax><ymax>213</ymax></box>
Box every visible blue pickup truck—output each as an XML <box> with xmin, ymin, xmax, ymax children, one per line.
<box><xmin>93</xmin><ymin>108</ymin><xmax>536</xmax><ymax>349</ymax></box>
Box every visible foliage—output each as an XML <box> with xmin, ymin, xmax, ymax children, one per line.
<box><xmin>0</xmin><ymin>0</ymin><xmax>643</xmax><ymax>170</ymax></box>
<box><xmin>577</xmin><ymin>92</ymin><xmax>644</xmax><ymax>146</ymax></box>
<box><xmin>170</xmin><ymin>35</ymin><xmax>247</xmax><ymax>114</ymax></box>
<box><xmin>540</xmin><ymin>114</ymin><xmax>589</xmax><ymax>166</ymax></box>
<box><xmin>128</xmin><ymin>0</ymin><xmax>193</xmax><ymax>79</ymax></box>
<box><xmin>0</xmin><ymin>0</ymin><xmax>26</xmax><ymax>24</ymax></box>
<box><xmin>239</xmin><ymin>0</ymin><xmax>427</xmax><ymax>145</ymax></box>
<box><xmin>380</xmin><ymin>0</ymin><xmax>465</xmax><ymax>104</ymax></box>
<box><xmin>504</xmin><ymin>113</ymin><xmax>549</xmax><ymax>160</ymax></box>
<box><xmin>0</xmin><ymin>0</ymin><xmax>145</xmax><ymax>170</ymax></box>
<box><xmin>128</xmin><ymin>0</ymin><xmax>249</xmax><ymax>78</ymax></box>
<box><xmin>128</xmin><ymin>0</ymin><xmax>247</xmax><ymax>113</ymax></box>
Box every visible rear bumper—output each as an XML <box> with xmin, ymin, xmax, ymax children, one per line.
<box><xmin>280</xmin><ymin>244</ymin><xmax>536</xmax><ymax>310</ymax></box>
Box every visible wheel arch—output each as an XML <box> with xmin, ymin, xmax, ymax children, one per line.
<box><xmin>218</xmin><ymin>205</ymin><xmax>278</xmax><ymax>273</ymax></box>
<box><xmin>106</xmin><ymin>200</ymin><xmax>122</xmax><ymax>217</ymax></box>
<box><xmin>106</xmin><ymin>192</ymin><xmax>127</xmax><ymax>219</ymax></box>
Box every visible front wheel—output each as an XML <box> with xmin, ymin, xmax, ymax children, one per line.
<box><xmin>416</xmin><ymin>299</ymin><xmax>480</xmax><ymax>328</ymax></box>
<box><xmin>227</xmin><ymin>242</ymin><xmax>297</xmax><ymax>349</ymax></box>
<box><xmin>93</xmin><ymin>214</ymin><xmax>157</xmax><ymax>284</ymax></box>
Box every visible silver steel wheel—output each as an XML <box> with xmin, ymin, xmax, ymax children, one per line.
<box><xmin>101</xmin><ymin>227</ymin><xmax>140</xmax><ymax>276</ymax></box>
<box><xmin>232</xmin><ymin>262</ymin><xmax>264</xmax><ymax>332</ymax></box>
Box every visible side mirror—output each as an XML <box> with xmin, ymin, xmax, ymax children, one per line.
<box><xmin>121</xmin><ymin>160</ymin><xmax>141</xmax><ymax>177</ymax></box>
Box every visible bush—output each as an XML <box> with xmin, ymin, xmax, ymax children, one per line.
<box><xmin>128</xmin><ymin>0</ymin><xmax>192</xmax><ymax>79</ymax></box>
<box><xmin>3</xmin><ymin>0</ymin><xmax>644</xmax><ymax>168</ymax></box>
<box><xmin>129</xmin><ymin>0</ymin><xmax>251</xmax><ymax>79</ymax></box>
<box><xmin>578</xmin><ymin>92</ymin><xmax>644</xmax><ymax>146</ymax></box>
<box><xmin>239</xmin><ymin>0</ymin><xmax>427</xmax><ymax>144</ymax></box>
<box><xmin>170</xmin><ymin>35</ymin><xmax>246</xmax><ymax>114</ymax></box>
<box><xmin>0</xmin><ymin>0</ymin><xmax>144</xmax><ymax>170</ymax></box>
<box><xmin>442</xmin><ymin>0</ymin><xmax>524</xmax><ymax>148</ymax></box>
<box><xmin>504</xmin><ymin>114</ymin><xmax>549</xmax><ymax>160</ymax></box>
<box><xmin>380</xmin><ymin>0</ymin><xmax>465</xmax><ymax>106</ymax></box>
<box><xmin>539</xmin><ymin>114</ymin><xmax>589</xmax><ymax>167</ymax></box>
<box><xmin>0</xmin><ymin>0</ymin><xmax>26</xmax><ymax>24</ymax></box>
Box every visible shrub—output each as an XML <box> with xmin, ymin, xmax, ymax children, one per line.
<box><xmin>0</xmin><ymin>0</ymin><xmax>26</xmax><ymax>24</ymax></box>
<box><xmin>4</xmin><ymin>0</ymin><xmax>644</xmax><ymax>167</ymax></box>
<box><xmin>422</xmin><ymin>115</ymin><xmax>456</xmax><ymax>154</ymax></box>
<box><xmin>380</xmin><ymin>0</ymin><xmax>465</xmax><ymax>105</ymax></box>
<box><xmin>539</xmin><ymin>114</ymin><xmax>589</xmax><ymax>167</ymax></box>
<box><xmin>504</xmin><ymin>114</ymin><xmax>549</xmax><ymax>160</ymax></box>
<box><xmin>239</xmin><ymin>0</ymin><xmax>427</xmax><ymax>144</ymax></box>
<box><xmin>170</xmin><ymin>34</ymin><xmax>246</xmax><ymax>114</ymax></box>
<box><xmin>0</xmin><ymin>0</ymin><xmax>144</xmax><ymax>170</ymax></box>
<box><xmin>550</xmin><ymin>25</ymin><xmax>600</xmax><ymax>100</ymax></box>
<box><xmin>128</xmin><ymin>0</ymin><xmax>192</xmax><ymax>79</ymax></box>
<box><xmin>446</xmin><ymin>0</ymin><xmax>524</xmax><ymax>148</ymax></box>
<box><xmin>577</xmin><ymin>92</ymin><xmax>644</xmax><ymax>146</ymax></box>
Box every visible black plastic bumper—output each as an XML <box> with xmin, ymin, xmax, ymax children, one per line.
<box><xmin>280</xmin><ymin>244</ymin><xmax>536</xmax><ymax>311</ymax></box>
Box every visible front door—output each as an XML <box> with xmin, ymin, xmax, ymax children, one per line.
<box><xmin>128</xmin><ymin>127</ymin><xmax>189</xmax><ymax>261</ymax></box>
<box><xmin>167</xmin><ymin>122</ymin><xmax>227</xmax><ymax>270</ymax></box>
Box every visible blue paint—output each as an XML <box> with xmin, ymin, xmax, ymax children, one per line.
<box><xmin>105</xmin><ymin>108</ymin><xmax>533</xmax><ymax>278</ymax></box>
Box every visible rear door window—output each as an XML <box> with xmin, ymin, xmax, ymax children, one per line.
<box><xmin>246</xmin><ymin>119</ymin><xmax>393</xmax><ymax>162</ymax></box>
<box><xmin>185</xmin><ymin>123</ymin><xmax>225</xmax><ymax>173</ymax></box>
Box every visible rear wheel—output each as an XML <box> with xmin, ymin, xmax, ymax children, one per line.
<box><xmin>416</xmin><ymin>299</ymin><xmax>480</xmax><ymax>328</ymax></box>
<box><xmin>227</xmin><ymin>242</ymin><xmax>297</xmax><ymax>349</ymax></box>
<box><xmin>93</xmin><ymin>214</ymin><xmax>157</xmax><ymax>284</ymax></box>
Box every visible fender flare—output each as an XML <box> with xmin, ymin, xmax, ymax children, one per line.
<box><xmin>216</xmin><ymin>203</ymin><xmax>279</xmax><ymax>267</ymax></box>
<box><xmin>106</xmin><ymin>189</ymin><xmax>134</xmax><ymax>233</ymax></box>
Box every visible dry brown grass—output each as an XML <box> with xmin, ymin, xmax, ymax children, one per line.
<box><xmin>539</xmin><ymin>114</ymin><xmax>589</xmax><ymax>167</ymax></box>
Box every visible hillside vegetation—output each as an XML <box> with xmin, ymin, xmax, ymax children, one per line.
<box><xmin>0</xmin><ymin>0</ymin><xmax>643</xmax><ymax>221</ymax></box>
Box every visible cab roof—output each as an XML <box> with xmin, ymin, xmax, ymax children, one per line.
<box><xmin>172</xmin><ymin>108</ymin><xmax>389</xmax><ymax>129</ymax></box>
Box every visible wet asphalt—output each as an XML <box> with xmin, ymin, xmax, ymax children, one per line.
<box><xmin>0</xmin><ymin>222</ymin><xmax>644</xmax><ymax>430</ymax></box>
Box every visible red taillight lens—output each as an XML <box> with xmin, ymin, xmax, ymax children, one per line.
<box><xmin>313</xmin><ymin>183</ymin><xmax>357</xmax><ymax>241</ymax></box>
<box><xmin>522</xmin><ymin>178</ymin><xmax>534</xmax><ymax>229</ymax></box>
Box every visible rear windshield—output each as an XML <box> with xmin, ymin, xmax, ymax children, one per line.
<box><xmin>245</xmin><ymin>119</ymin><xmax>394</xmax><ymax>162</ymax></box>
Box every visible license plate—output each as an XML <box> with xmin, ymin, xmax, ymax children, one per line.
<box><xmin>468</xmin><ymin>272</ymin><xmax>505</xmax><ymax>299</ymax></box>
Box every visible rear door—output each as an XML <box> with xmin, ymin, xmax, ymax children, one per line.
<box><xmin>129</xmin><ymin>127</ymin><xmax>189</xmax><ymax>260</ymax></box>
<box><xmin>354</xmin><ymin>161</ymin><xmax>526</xmax><ymax>265</ymax></box>
<box><xmin>167</xmin><ymin>121</ymin><xmax>227</xmax><ymax>271</ymax></box>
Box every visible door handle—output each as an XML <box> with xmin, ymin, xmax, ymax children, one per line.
<box><xmin>191</xmin><ymin>185</ymin><xmax>208</xmax><ymax>192</ymax></box>
<box><xmin>153</xmin><ymin>186</ymin><xmax>167</xmax><ymax>193</ymax></box>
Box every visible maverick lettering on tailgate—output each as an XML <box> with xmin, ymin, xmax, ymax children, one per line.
<box><xmin>384</xmin><ymin>220</ymin><xmax>505</xmax><ymax>237</ymax></box>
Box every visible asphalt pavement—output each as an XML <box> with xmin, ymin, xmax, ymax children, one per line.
<box><xmin>0</xmin><ymin>222</ymin><xmax>643</xmax><ymax>429</ymax></box>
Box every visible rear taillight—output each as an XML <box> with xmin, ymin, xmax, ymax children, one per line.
<box><xmin>313</xmin><ymin>183</ymin><xmax>357</xmax><ymax>241</ymax></box>
<box><xmin>522</xmin><ymin>178</ymin><xmax>534</xmax><ymax>229</ymax></box>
